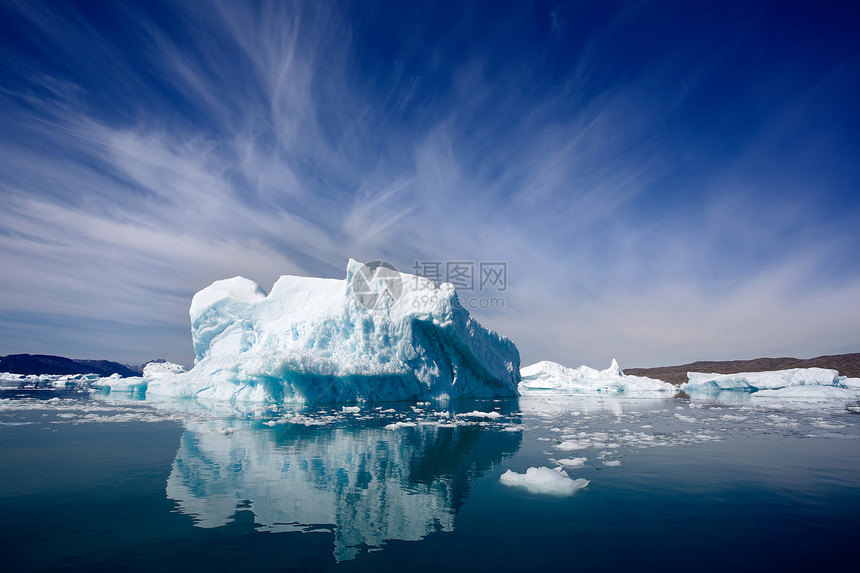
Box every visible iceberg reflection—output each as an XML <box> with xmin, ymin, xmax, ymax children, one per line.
<box><xmin>166</xmin><ymin>408</ymin><xmax>521</xmax><ymax>561</ymax></box>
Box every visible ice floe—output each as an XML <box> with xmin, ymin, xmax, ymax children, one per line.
<box><xmin>499</xmin><ymin>466</ymin><xmax>590</xmax><ymax>495</ymax></box>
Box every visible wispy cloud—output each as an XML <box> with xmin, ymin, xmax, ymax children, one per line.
<box><xmin>1</xmin><ymin>1</ymin><xmax>858</xmax><ymax>366</ymax></box>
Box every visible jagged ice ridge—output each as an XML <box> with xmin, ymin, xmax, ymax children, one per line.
<box><xmin>115</xmin><ymin>259</ymin><xmax>520</xmax><ymax>403</ymax></box>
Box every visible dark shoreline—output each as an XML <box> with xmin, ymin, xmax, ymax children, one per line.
<box><xmin>626</xmin><ymin>353</ymin><xmax>860</xmax><ymax>386</ymax></box>
<box><xmin>3</xmin><ymin>351</ymin><xmax>859</xmax><ymax>387</ymax></box>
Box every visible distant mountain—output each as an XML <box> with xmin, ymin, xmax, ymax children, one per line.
<box><xmin>625</xmin><ymin>353</ymin><xmax>860</xmax><ymax>385</ymax></box>
<box><xmin>0</xmin><ymin>354</ymin><xmax>140</xmax><ymax>377</ymax></box>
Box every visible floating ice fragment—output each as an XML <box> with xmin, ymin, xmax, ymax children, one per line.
<box><xmin>457</xmin><ymin>410</ymin><xmax>503</xmax><ymax>419</ymax></box>
<box><xmin>556</xmin><ymin>457</ymin><xmax>588</xmax><ymax>467</ymax></box>
<box><xmin>556</xmin><ymin>440</ymin><xmax>590</xmax><ymax>451</ymax></box>
<box><xmin>384</xmin><ymin>421</ymin><xmax>417</xmax><ymax>430</ymax></box>
<box><xmin>499</xmin><ymin>466</ymin><xmax>590</xmax><ymax>495</ymax></box>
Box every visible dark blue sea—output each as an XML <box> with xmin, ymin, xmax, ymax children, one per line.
<box><xmin>2</xmin><ymin>389</ymin><xmax>859</xmax><ymax>572</ymax></box>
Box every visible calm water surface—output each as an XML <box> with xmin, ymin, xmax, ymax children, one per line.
<box><xmin>1</xmin><ymin>389</ymin><xmax>859</xmax><ymax>571</ymax></box>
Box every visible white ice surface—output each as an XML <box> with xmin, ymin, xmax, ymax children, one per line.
<box><xmin>556</xmin><ymin>457</ymin><xmax>587</xmax><ymax>467</ymax></box>
<box><xmin>143</xmin><ymin>361</ymin><xmax>187</xmax><ymax>377</ymax></box>
<box><xmin>519</xmin><ymin>359</ymin><xmax>675</xmax><ymax>394</ymax></box>
<box><xmin>682</xmin><ymin>368</ymin><xmax>842</xmax><ymax>393</ymax></box>
<box><xmin>499</xmin><ymin>466</ymin><xmax>589</xmax><ymax>495</ymax></box>
<box><xmin>840</xmin><ymin>377</ymin><xmax>860</xmax><ymax>390</ymax></box>
<box><xmin>1</xmin><ymin>372</ymin><xmax>101</xmax><ymax>388</ymax></box>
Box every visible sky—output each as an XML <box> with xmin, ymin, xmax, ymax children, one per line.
<box><xmin>1</xmin><ymin>0</ymin><xmax>859</xmax><ymax>369</ymax></box>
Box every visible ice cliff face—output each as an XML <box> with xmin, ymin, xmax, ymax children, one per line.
<box><xmin>146</xmin><ymin>259</ymin><xmax>520</xmax><ymax>403</ymax></box>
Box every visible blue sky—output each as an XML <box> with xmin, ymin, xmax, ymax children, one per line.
<box><xmin>1</xmin><ymin>0</ymin><xmax>859</xmax><ymax>368</ymax></box>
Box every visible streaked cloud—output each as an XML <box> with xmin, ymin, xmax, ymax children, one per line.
<box><xmin>1</xmin><ymin>1</ymin><xmax>858</xmax><ymax>366</ymax></box>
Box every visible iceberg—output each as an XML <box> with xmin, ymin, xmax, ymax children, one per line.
<box><xmin>682</xmin><ymin>367</ymin><xmax>860</xmax><ymax>407</ymax></box>
<box><xmin>134</xmin><ymin>260</ymin><xmax>520</xmax><ymax>403</ymax></box>
<box><xmin>92</xmin><ymin>361</ymin><xmax>187</xmax><ymax>394</ymax></box>
<box><xmin>519</xmin><ymin>359</ymin><xmax>675</xmax><ymax>394</ymax></box>
<box><xmin>0</xmin><ymin>371</ymin><xmax>101</xmax><ymax>389</ymax></box>
<box><xmin>681</xmin><ymin>368</ymin><xmax>842</xmax><ymax>393</ymax></box>
<box><xmin>499</xmin><ymin>466</ymin><xmax>590</xmax><ymax>495</ymax></box>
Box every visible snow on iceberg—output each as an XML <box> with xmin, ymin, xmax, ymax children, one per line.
<box><xmin>89</xmin><ymin>372</ymin><xmax>139</xmax><ymax>391</ymax></box>
<box><xmin>143</xmin><ymin>361</ymin><xmax>187</xmax><ymax>377</ymax></box>
<box><xmin>518</xmin><ymin>359</ymin><xmax>675</xmax><ymax>394</ymax></box>
<box><xmin>681</xmin><ymin>368</ymin><xmax>842</xmax><ymax>393</ymax></box>
<box><xmin>499</xmin><ymin>466</ymin><xmax>590</xmax><ymax>495</ymax></box>
<box><xmin>142</xmin><ymin>259</ymin><xmax>520</xmax><ymax>403</ymax></box>
<box><xmin>92</xmin><ymin>362</ymin><xmax>187</xmax><ymax>393</ymax></box>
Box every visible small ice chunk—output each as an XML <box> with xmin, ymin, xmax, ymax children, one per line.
<box><xmin>555</xmin><ymin>440</ymin><xmax>590</xmax><ymax>450</ymax></box>
<box><xmin>603</xmin><ymin>460</ymin><xmax>622</xmax><ymax>467</ymax></box>
<box><xmin>457</xmin><ymin>410</ymin><xmax>502</xmax><ymax>419</ymax></box>
<box><xmin>341</xmin><ymin>406</ymin><xmax>360</xmax><ymax>414</ymax></box>
<box><xmin>557</xmin><ymin>457</ymin><xmax>587</xmax><ymax>467</ymax></box>
<box><xmin>384</xmin><ymin>421</ymin><xmax>417</xmax><ymax>430</ymax></box>
<box><xmin>499</xmin><ymin>466</ymin><xmax>590</xmax><ymax>495</ymax></box>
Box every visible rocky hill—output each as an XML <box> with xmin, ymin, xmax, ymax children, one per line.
<box><xmin>625</xmin><ymin>353</ymin><xmax>860</xmax><ymax>385</ymax></box>
<box><xmin>0</xmin><ymin>354</ymin><xmax>141</xmax><ymax>377</ymax></box>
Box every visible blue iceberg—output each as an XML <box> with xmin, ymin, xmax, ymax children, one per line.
<box><xmin>138</xmin><ymin>259</ymin><xmax>520</xmax><ymax>403</ymax></box>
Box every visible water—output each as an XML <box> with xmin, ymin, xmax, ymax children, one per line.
<box><xmin>2</xmin><ymin>389</ymin><xmax>859</xmax><ymax>571</ymax></box>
